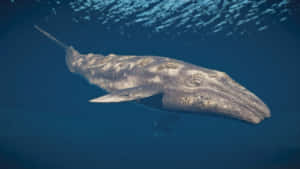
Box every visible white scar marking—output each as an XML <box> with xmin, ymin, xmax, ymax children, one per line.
<box><xmin>148</xmin><ymin>62</ymin><xmax>183</xmax><ymax>76</ymax></box>
<box><xmin>108</xmin><ymin>53</ymin><xmax>117</xmax><ymax>57</ymax></box>
<box><xmin>117</xmin><ymin>55</ymin><xmax>136</xmax><ymax>61</ymax></box>
<box><xmin>88</xmin><ymin>58</ymin><xmax>97</xmax><ymax>65</ymax></box>
<box><xmin>113</xmin><ymin>63</ymin><xmax>122</xmax><ymax>72</ymax></box>
<box><xmin>136</xmin><ymin>58</ymin><xmax>154</xmax><ymax>67</ymax></box>
<box><xmin>72</xmin><ymin>57</ymin><xmax>84</xmax><ymax>67</ymax></box>
<box><xmin>128</xmin><ymin>62</ymin><xmax>136</xmax><ymax>70</ymax></box>
<box><xmin>86</xmin><ymin>53</ymin><xmax>94</xmax><ymax>58</ymax></box>
<box><xmin>186</xmin><ymin>70</ymin><xmax>208</xmax><ymax>77</ymax></box>
<box><xmin>111</xmin><ymin>76</ymin><xmax>138</xmax><ymax>90</ymax></box>
<box><xmin>87</xmin><ymin>76</ymin><xmax>138</xmax><ymax>92</ymax></box>
<box><xmin>148</xmin><ymin>75</ymin><xmax>161</xmax><ymax>83</ymax></box>
<box><xmin>113</xmin><ymin>62</ymin><xmax>135</xmax><ymax>72</ymax></box>
<box><xmin>102</xmin><ymin>63</ymin><xmax>112</xmax><ymax>71</ymax></box>
<box><xmin>87</xmin><ymin>63</ymin><xmax>105</xmax><ymax>69</ymax></box>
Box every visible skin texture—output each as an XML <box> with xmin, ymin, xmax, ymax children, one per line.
<box><xmin>35</xmin><ymin>25</ymin><xmax>270</xmax><ymax>124</ymax></box>
<box><xmin>66</xmin><ymin>46</ymin><xmax>271</xmax><ymax>124</ymax></box>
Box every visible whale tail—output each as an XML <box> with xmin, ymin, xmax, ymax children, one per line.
<box><xmin>34</xmin><ymin>25</ymin><xmax>68</xmax><ymax>50</ymax></box>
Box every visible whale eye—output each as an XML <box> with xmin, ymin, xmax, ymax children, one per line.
<box><xmin>186</xmin><ymin>73</ymin><xmax>203</xmax><ymax>87</ymax></box>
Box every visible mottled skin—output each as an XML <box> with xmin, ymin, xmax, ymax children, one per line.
<box><xmin>35</xmin><ymin>25</ymin><xmax>270</xmax><ymax>124</ymax></box>
<box><xmin>66</xmin><ymin>46</ymin><xmax>270</xmax><ymax>124</ymax></box>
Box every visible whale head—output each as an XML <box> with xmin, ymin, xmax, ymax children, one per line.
<box><xmin>164</xmin><ymin>68</ymin><xmax>271</xmax><ymax>124</ymax></box>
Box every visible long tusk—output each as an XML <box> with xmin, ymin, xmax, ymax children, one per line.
<box><xmin>34</xmin><ymin>25</ymin><xmax>68</xmax><ymax>50</ymax></box>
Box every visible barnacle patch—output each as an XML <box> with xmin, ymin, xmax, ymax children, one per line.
<box><xmin>180</xmin><ymin>96</ymin><xmax>194</xmax><ymax>105</ymax></box>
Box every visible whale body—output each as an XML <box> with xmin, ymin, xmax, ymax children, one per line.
<box><xmin>35</xmin><ymin>25</ymin><xmax>271</xmax><ymax>124</ymax></box>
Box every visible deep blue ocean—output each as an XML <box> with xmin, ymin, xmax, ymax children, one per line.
<box><xmin>1</xmin><ymin>0</ymin><xmax>300</xmax><ymax>169</ymax></box>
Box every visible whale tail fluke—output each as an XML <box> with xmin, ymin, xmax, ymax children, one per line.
<box><xmin>34</xmin><ymin>25</ymin><xmax>68</xmax><ymax>50</ymax></box>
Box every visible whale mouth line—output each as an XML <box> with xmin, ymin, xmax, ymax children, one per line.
<box><xmin>194</xmin><ymin>87</ymin><xmax>270</xmax><ymax>124</ymax></box>
<box><xmin>212</xmin><ymin>78</ymin><xmax>271</xmax><ymax>122</ymax></box>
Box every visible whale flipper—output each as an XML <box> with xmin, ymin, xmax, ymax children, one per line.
<box><xmin>89</xmin><ymin>85</ymin><xmax>161</xmax><ymax>103</ymax></box>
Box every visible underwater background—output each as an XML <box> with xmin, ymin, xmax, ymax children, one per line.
<box><xmin>1</xmin><ymin>0</ymin><xmax>300</xmax><ymax>169</ymax></box>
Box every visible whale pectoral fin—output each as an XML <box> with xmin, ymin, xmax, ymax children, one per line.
<box><xmin>89</xmin><ymin>85</ymin><xmax>161</xmax><ymax>103</ymax></box>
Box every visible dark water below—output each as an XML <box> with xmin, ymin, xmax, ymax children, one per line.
<box><xmin>1</xmin><ymin>1</ymin><xmax>300</xmax><ymax>169</ymax></box>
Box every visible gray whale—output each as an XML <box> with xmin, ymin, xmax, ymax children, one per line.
<box><xmin>35</xmin><ymin>25</ymin><xmax>271</xmax><ymax>124</ymax></box>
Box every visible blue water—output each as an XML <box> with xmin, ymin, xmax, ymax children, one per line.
<box><xmin>1</xmin><ymin>0</ymin><xmax>300</xmax><ymax>169</ymax></box>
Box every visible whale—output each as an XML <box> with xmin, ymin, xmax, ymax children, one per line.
<box><xmin>34</xmin><ymin>25</ymin><xmax>271</xmax><ymax>124</ymax></box>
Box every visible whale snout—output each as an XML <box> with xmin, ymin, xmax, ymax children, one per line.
<box><xmin>224</xmin><ymin>75</ymin><xmax>271</xmax><ymax>124</ymax></box>
<box><xmin>245</xmin><ymin>95</ymin><xmax>271</xmax><ymax>124</ymax></box>
<box><xmin>200</xmin><ymin>72</ymin><xmax>271</xmax><ymax>124</ymax></box>
<box><xmin>228</xmin><ymin>92</ymin><xmax>271</xmax><ymax>124</ymax></box>
<box><xmin>181</xmin><ymin>71</ymin><xmax>271</xmax><ymax>124</ymax></box>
